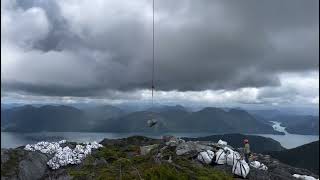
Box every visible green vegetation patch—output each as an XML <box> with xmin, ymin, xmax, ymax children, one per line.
<box><xmin>67</xmin><ymin>144</ymin><xmax>232</xmax><ymax>180</ymax></box>
<box><xmin>92</xmin><ymin>146</ymin><xmax>127</xmax><ymax>163</ymax></box>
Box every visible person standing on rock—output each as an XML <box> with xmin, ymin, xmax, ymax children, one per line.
<box><xmin>244</xmin><ymin>139</ymin><xmax>251</xmax><ymax>163</ymax></box>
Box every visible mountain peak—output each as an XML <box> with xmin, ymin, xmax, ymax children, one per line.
<box><xmin>198</xmin><ymin>107</ymin><xmax>226</xmax><ymax>113</ymax></box>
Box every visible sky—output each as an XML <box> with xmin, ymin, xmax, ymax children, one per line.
<box><xmin>1</xmin><ymin>0</ymin><xmax>319</xmax><ymax>112</ymax></box>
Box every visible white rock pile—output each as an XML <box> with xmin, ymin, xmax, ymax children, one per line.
<box><xmin>293</xmin><ymin>174</ymin><xmax>319</xmax><ymax>180</ymax></box>
<box><xmin>250</xmin><ymin>160</ymin><xmax>268</xmax><ymax>171</ymax></box>
<box><xmin>165</xmin><ymin>136</ymin><xmax>185</xmax><ymax>147</ymax></box>
<box><xmin>24</xmin><ymin>140</ymin><xmax>103</xmax><ymax>170</ymax></box>
<box><xmin>24</xmin><ymin>141</ymin><xmax>64</xmax><ymax>154</ymax></box>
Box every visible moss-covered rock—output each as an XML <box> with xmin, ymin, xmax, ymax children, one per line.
<box><xmin>1</xmin><ymin>149</ymin><xmax>23</xmax><ymax>177</ymax></box>
<box><xmin>1</xmin><ymin>148</ymin><xmax>51</xmax><ymax>180</ymax></box>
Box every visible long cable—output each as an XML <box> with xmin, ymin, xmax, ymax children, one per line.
<box><xmin>151</xmin><ymin>0</ymin><xmax>155</xmax><ymax>109</ymax></box>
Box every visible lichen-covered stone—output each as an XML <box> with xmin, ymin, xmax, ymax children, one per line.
<box><xmin>176</xmin><ymin>141</ymin><xmax>213</xmax><ymax>156</ymax></box>
<box><xmin>140</xmin><ymin>144</ymin><xmax>159</xmax><ymax>155</ymax></box>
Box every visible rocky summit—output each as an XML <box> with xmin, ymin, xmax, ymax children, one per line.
<box><xmin>1</xmin><ymin>136</ymin><xmax>319</xmax><ymax>180</ymax></box>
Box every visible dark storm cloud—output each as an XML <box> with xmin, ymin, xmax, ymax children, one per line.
<box><xmin>1</xmin><ymin>0</ymin><xmax>318</xmax><ymax>97</ymax></box>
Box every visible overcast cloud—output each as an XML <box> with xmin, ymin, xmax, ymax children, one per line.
<box><xmin>1</xmin><ymin>0</ymin><xmax>319</xmax><ymax>108</ymax></box>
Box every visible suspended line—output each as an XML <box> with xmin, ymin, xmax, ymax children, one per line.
<box><xmin>152</xmin><ymin>0</ymin><xmax>155</xmax><ymax>108</ymax></box>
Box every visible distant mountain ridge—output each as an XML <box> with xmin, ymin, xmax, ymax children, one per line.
<box><xmin>277</xmin><ymin>115</ymin><xmax>319</xmax><ymax>135</ymax></box>
<box><xmin>1</xmin><ymin>105</ymin><xmax>88</xmax><ymax>132</ymax></box>
<box><xmin>2</xmin><ymin>104</ymin><xmax>283</xmax><ymax>134</ymax></box>
<box><xmin>176</xmin><ymin>107</ymin><xmax>280</xmax><ymax>134</ymax></box>
<box><xmin>95</xmin><ymin>107</ymin><xmax>283</xmax><ymax>134</ymax></box>
<box><xmin>248</xmin><ymin>109</ymin><xmax>284</xmax><ymax>120</ymax></box>
<box><xmin>267</xmin><ymin>141</ymin><xmax>319</xmax><ymax>174</ymax></box>
<box><xmin>146</xmin><ymin>105</ymin><xmax>188</xmax><ymax>113</ymax></box>
<box><xmin>249</xmin><ymin>110</ymin><xmax>319</xmax><ymax>135</ymax></box>
<box><xmin>83</xmin><ymin>105</ymin><xmax>124</xmax><ymax>127</ymax></box>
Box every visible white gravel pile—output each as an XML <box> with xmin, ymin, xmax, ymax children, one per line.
<box><xmin>24</xmin><ymin>140</ymin><xmax>103</xmax><ymax>170</ymax></box>
<box><xmin>293</xmin><ymin>174</ymin><xmax>319</xmax><ymax>180</ymax></box>
<box><xmin>24</xmin><ymin>140</ymin><xmax>65</xmax><ymax>154</ymax></box>
<box><xmin>250</xmin><ymin>160</ymin><xmax>268</xmax><ymax>171</ymax></box>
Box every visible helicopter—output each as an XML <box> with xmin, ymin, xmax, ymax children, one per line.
<box><xmin>147</xmin><ymin>119</ymin><xmax>158</xmax><ymax>127</ymax></box>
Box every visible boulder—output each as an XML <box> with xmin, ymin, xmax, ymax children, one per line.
<box><xmin>165</xmin><ymin>136</ymin><xmax>185</xmax><ymax>147</ymax></box>
<box><xmin>140</xmin><ymin>144</ymin><xmax>159</xmax><ymax>155</ymax></box>
<box><xmin>1</xmin><ymin>148</ymin><xmax>51</xmax><ymax>180</ymax></box>
<box><xmin>18</xmin><ymin>151</ymin><xmax>50</xmax><ymax>179</ymax></box>
<box><xmin>1</xmin><ymin>149</ymin><xmax>10</xmax><ymax>164</ymax></box>
<box><xmin>176</xmin><ymin>141</ymin><xmax>213</xmax><ymax>156</ymax></box>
